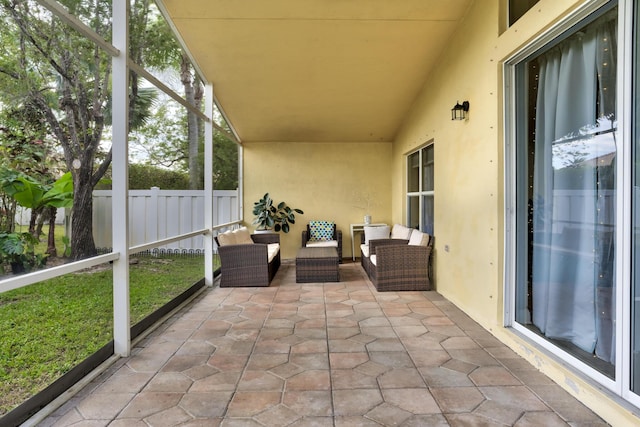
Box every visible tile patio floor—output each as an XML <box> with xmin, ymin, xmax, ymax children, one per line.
<box><xmin>40</xmin><ymin>261</ymin><xmax>608</xmax><ymax>426</ymax></box>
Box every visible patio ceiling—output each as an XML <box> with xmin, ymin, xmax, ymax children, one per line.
<box><xmin>157</xmin><ymin>0</ymin><xmax>473</xmax><ymax>143</ymax></box>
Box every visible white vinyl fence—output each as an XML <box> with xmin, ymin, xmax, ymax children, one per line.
<box><xmin>92</xmin><ymin>187</ymin><xmax>239</xmax><ymax>252</ymax></box>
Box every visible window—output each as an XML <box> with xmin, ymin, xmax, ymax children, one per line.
<box><xmin>511</xmin><ymin>1</ymin><xmax>618</xmax><ymax>382</ymax></box>
<box><xmin>509</xmin><ymin>0</ymin><xmax>540</xmax><ymax>26</ymax></box>
<box><xmin>407</xmin><ymin>144</ymin><xmax>434</xmax><ymax>234</ymax></box>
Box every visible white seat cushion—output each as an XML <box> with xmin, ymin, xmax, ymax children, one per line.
<box><xmin>370</xmin><ymin>254</ymin><xmax>377</xmax><ymax>266</ymax></box>
<box><xmin>306</xmin><ymin>240</ymin><xmax>338</xmax><ymax>248</ymax></box>
<box><xmin>267</xmin><ymin>243</ymin><xmax>280</xmax><ymax>263</ymax></box>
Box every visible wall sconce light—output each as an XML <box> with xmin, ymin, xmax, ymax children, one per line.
<box><xmin>451</xmin><ymin>101</ymin><xmax>470</xmax><ymax>120</ymax></box>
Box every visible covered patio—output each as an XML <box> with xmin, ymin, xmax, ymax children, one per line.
<box><xmin>38</xmin><ymin>262</ymin><xmax>605</xmax><ymax>426</ymax></box>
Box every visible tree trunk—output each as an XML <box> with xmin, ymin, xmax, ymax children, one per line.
<box><xmin>71</xmin><ymin>175</ymin><xmax>97</xmax><ymax>260</ymax></box>
<box><xmin>46</xmin><ymin>206</ymin><xmax>57</xmax><ymax>257</ymax></box>
<box><xmin>181</xmin><ymin>54</ymin><xmax>201</xmax><ymax>190</ymax></box>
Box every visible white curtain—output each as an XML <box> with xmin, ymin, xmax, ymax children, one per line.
<box><xmin>531</xmin><ymin>13</ymin><xmax>616</xmax><ymax>362</ymax></box>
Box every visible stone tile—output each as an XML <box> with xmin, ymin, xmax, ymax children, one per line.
<box><xmin>368</xmin><ymin>351</ymin><xmax>415</xmax><ymax>369</ymax></box>
<box><xmin>327</xmin><ymin>327</ymin><xmax>361</xmax><ymax>339</ymax></box>
<box><xmin>288</xmin><ymin>417</ymin><xmax>335</xmax><ymax>427</ymax></box>
<box><xmin>269</xmin><ymin>362</ymin><xmax>306</xmax><ymax>379</ymax></box>
<box><xmin>287</xmin><ymin>370</ymin><xmax>331</xmax><ymax>390</ymax></box>
<box><xmin>290</xmin><ymin>353</ymin><xmax>330</xmax><ymax>370</ymax></box>
<box><xmin>207</xmin><ymin>353</ymin><xmax>248</xmax><ymax>372</ymax></box>
<box><xmin>331</xmin><ymin>369</ymin><xmax>379</xmax><ymax>389</ymax></box>
<box><xmin>447</xmin><ymin>348</ymin><xmax>500</xmax><ymax>367</ymax></box>
<box><xmin>441</xmin><ymin>358</ymin><xmax>478</xmax><ymax>374</ymax></box>
<box><xmin>144</xmin><ymin>406</ymin><xmax>193</xmax><ymax>426</ymax></box>
<box><xmin>226</xmin><ymin>391</ymin><xmax>281</xmax><ymax>417</ymax></box>
<box><xmin>378</xmin><ymin>368</ymin><xmax>427</xmax><ymax>389</ymax></box>
<box><xmin>329</xmin><ymin>352</ymin><xmax>370</xmax><ymax>369</ymax></box>
<box><xmin>144</xmin><ymin>372</ymin><xmax>193</xmax><ymax>392</ymax></box>
<box><xmin>365</xmin><ymin>402</ymin><xmax>413</xmax><ymax>426</ymax></box>
<box><xmin>402</xmin><ymin>414</ymin><xmax>450</xmax><ymax>426</ymax></box>
<box><xmin>291</xmin><ymin>339</ymin><xmax>328</xmax><ymax>353</ymax></box>
<box><xmin>474</xmin><ymin>399</ymin><xmax>526</xmax><ymax>425</ymax></box>
<box><xmin>515</xmin><ymin>411</ymin><xmax>569</xmax><ymax>426</ymax></box>
<box><xmin>382</xmin><ymin>388</ymin><xmax>440</xmax><ymax>414</ymax></box>
<box><xmin>76</xmin><ymin>392</ymin><xmax>135</xmax><ymax>420</ymax></box>
<box><xmin>365</xmin><ymin>337</ymin><xmax>405</xmax><ymax>352</ymax></box>
<box><xmin>190</xmin><ymin>371</ymin><xmax>241</xmax><ymax>392</ymax></box>
<box><xmin>441</xmin><ymin>336</ymin><xmax>481</xmax><ymax>350</ymax></box>
<box><xmin>409</xmin><ymin>349</ymin><xmax>451</xmax><ymax>367</ymax></box>
<box><xmin>334</xmin><ymin>416</ymin><xmax>382</xmax><ymax>426</ymax></box>
<box><xmin>360</xmin><ymin>326</ymin><xmax>397</xmax><ymax>338</ymax></box>
<box><xmin>238</xmin><ymin>370</ymin><xmax>285</xmax><ymax>391</ymax></box>
<box><xmin>420</xmin><ymin>366</ymin><xmax>475</xmax><ymax>387</ymax></box>
<box><xmin>254</xmin><ymin>404</ymin><xmax>302</xmax><ymax>427</ymax></box>
<box><xmin>393</xmin><ymin>325</ymin><xmax>430</xmax><ymax>337</ymax></box>
<box><xmin>118</xmin><ymin>392</ymin><xmax>183</xmax><ymax>419</ymax></box>
<box><xmin>430</xmin><ymin>387</ymin><xmax>486</xmax><ymax>413</ymax></box>
<box><xmin>283</xmin><ymin>390</ymin><xmax>333</xmax><ymax>417</ymax></box>
<box><xmin>479</xmin><ymin>386</ymin><xmax>549</xmax><ymax>412</ymax></box>
<box><xmin>469</xmin><ymin>366</ymin><xmax>522</xmax><ymax>386</ymax></box>
<box><xmin>161</xmin><ymin>355</ymin><xmax>209</xmax><ymax>372</ymax></box>
<box><xmin>183</xmin><ymin>363</ymin><xmax>219</xmax><ymax>380</ymax></box>
<box><xmin>246</xmin><ymin>353</ymin><xmax>289</xmax><ymax>370</ymax></box>
<box><xmin>94</xmin><ymin>368</ymin><xmax>154</xmax><ymax>394</ymax></box>
<box><xmin>332</xmin><ymin>389</ymin><xmax>383</xmax><ymax>416</ymax></box>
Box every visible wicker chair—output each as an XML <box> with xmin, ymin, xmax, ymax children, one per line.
<box><xmin>301</xmin><ymin>222</ymin><xmax>343</xmax><ymax>263</ymax></box>
<box><xmin>367</xmin><ymin>231</ymin><xmax>434</xmax><ymax>292</ymax></box>
<box><xmin>214</xmin><ymin>231</ymin><xmax>280</xmax><ymax>287</ymax></box>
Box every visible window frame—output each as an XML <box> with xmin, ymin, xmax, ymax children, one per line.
<box><xmin>406</xmin><ymin>141</ymin><xmax>435</xmax><ymax>234</ymax></box>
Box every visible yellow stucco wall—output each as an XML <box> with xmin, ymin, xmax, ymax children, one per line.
<box><xmin>390</xmin><ymin>0</ymin><xmax>638</xmax><ymax>425</ymax></box>
<box><xmin>392</xmin><ymin>0</ymin><xmax>502</xmax><ymax>325</ymax></box>
<box><xmin>243</xmin><ymin>142</ymin><xmax>392</xmax><ymax>260</ymax></box>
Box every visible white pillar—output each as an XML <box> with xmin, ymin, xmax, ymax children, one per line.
<box><xmin>204</xmin><ymin>84</ymin><xmax>214</xmax><ymax>286</ymax></box>
<box><xmin>112</xmin><ymin>0</ymin><xmax>130</xmax><ymax>356</ymax></box>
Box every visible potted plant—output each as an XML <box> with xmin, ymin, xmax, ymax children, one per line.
<box><xmin>0</xmin><ymin>231</ymin><xmax>47</xmax><ymax>274</ymax></box>
<box><xmin>252</xmin><ymin>193</ymin><xmax>304</xmax><ymax>233</ymax></box>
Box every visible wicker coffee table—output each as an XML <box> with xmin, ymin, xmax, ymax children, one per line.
<box><xmin>296</xmin><ymin>247</ymin><xmax>340</xmax><ymax>283</ymax></box>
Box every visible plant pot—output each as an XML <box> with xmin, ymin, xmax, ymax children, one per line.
<box><xmin>254</xmin><ymin>229</ymin><xmax>274</xmax><ymax>234</ymax></box>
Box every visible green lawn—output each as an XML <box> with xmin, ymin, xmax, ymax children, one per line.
<box><xmin>0</xmin><ymin>225</ymin><xmax>217</xmax><ymax>416</ymax></box>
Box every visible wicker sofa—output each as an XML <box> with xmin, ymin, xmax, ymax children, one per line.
<box><xmin>214</xmin><ymin>227</ymin><xmax>280</xmax><ymax>287</ymax></box>
<box><xmin>360</xmin><ymin>224</ymin><xmax>433</xmax><ymax>291</ymax></box>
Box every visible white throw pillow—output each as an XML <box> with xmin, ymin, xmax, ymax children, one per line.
<box><xmin>217</xmin><ymin>231</ymin><xmax>236</xmax><ymax>246</ymax></box>
<box><xmin>233</xmin><ymin>227</ymin><xmax>254</xmax><ymax>245</ymax></box>
<box><xmin>391</xmin><ymin>224</ymin><xmax>413</xmax><ymax>240</ymax></box>
<box><xmin>364</xmin><ymin>225</ymin><xmax>390</xmax><ymax>245</ymax></box>
<box><xmin>408</xmin><ymin>230</ymin><xmax>430</xmax><ymax>246</ymax></box>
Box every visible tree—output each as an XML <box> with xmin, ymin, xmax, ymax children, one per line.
<box><xmin>0</xmin><ymin>0</ymin><xmax>113</xmax><ymax>259</ymax></box>
<box><xmin>0</xmin><ymin>0</ymin><xmax>161</xmax><ymax>260</ymax></box>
